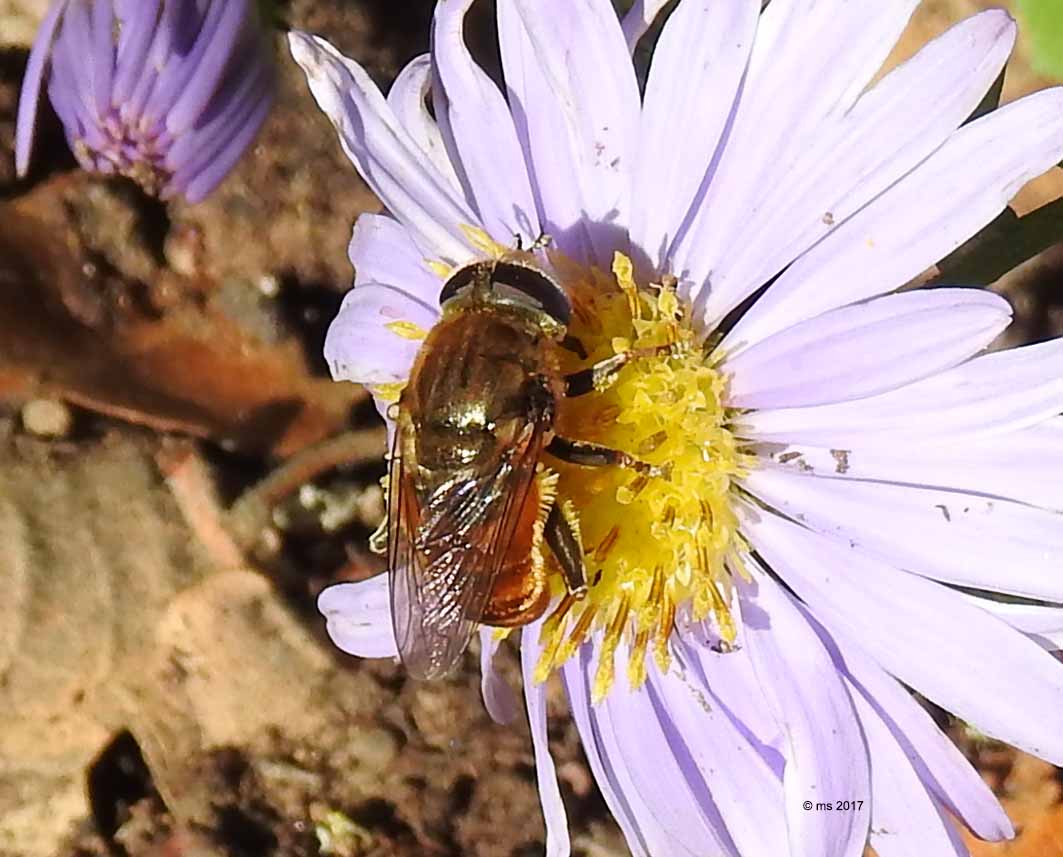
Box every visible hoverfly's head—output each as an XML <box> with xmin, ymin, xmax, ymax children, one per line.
<box><xmin>440</xmin><ymin>259</ymin><xmax>571</xmax><ymax>335</ymax></box>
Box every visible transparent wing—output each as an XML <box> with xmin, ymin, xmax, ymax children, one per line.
<box><xmin>388</xmin><ymin>410</ymin><xmax>545</xmax><ymax>680</ymax></box>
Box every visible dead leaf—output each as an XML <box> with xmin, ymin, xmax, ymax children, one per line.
<box><xmin>0</xmin><ymin>176</ymin><xmax>364</xmax><ymax>457</ymax></box>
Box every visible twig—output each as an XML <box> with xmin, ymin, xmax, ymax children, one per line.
<box><xmin>227</xmin><ymin>427</ymin><xmax>386</xmax><ymax>549</ymax></box>
<box><xmin>158</xmin><ymin>441</ymin><xmax>247</xmax><ymax>570</ymax></box>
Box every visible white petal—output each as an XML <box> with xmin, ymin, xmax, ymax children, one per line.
<box><xmin>756</xmin><ymin>417</ymin><xmax>1063</xmax><ymax>513</ymax></box>
<box><xmin>731</xmin><ymin>83</ymin><xmax>1063</xmax><ymax>346</ymax></box>
<box><xmin>654</xmin><ymin>641</ymin><xmax>789</xmax><ymax>856</ymax></box>
<box><xmin>386</xmin><ymin>54</ymin><xmax>462</xmax><ymax>192</ymax></box>
<box><xmin>479</xmin><ymin>629</ymin><xmax>519</xmax><ymax>725</ymax></box>
<box><xmin>741</xmin><ymin>506</ymin><xmax>1063</xmax><ymax>764</ymax></box>
<box><xmin>348</xmin><ymin>213</ymin><xmax>443</xmax><ymax>301</ymax></box>
<box><xmin>669</xmin><ymin>0</ymin><xmax>919</xmax><ymax>304</ymax></box>
<box><xmin>706</xmin><ymin>10</ymin><xmax>1016</xmax><ymax>335</ymax></box>
<box><xmin>496</xmin><ymin>5</ymin><xmax>589</xmax><ymax>261</ymax></box>
<box><xmin>323</xmin><ymin>282</ymin><xmax>435</xmax><ymax>386</ymax></box>
<box><xmin>742</xmin><ymin>338</ymin><xmax>1063</xmax><ymax>447</ymax></box>
<box><xmin>816</xmin><ymin>618</ymin><xmax>1013</xmax><ymax>842</ymax></box>
<box><xmin>288</xmin><ymin>31</ymin><xmax>477</xmax><ymax>264</ymax></box>
<box><xmin>503</xmin><ymin>0</ymin><xmax>640</xmax><ymax>266</ymax></box>
<box><xmin>560</xmin><ymin>642</ymin><xmax>738</xmax><ymax>857</ymax></box>
<box><xmin>742</xmin><ymin>467</ymin><xmax>1063</xmax><ymax>600</ymax></box>
<box><xmin>520</xmin><ymin>626</ymin><xmax>571</xmax><ymax>857</ymax></box>
<box><xmin>317</xmin><ymin>577</ymin><xmax>397</xmax><ymax>659</ymax></box>
<box><xmin>740</xmin><ymin>575</ymin><xmax>870</xmax><ymax>857</ymax></box>
<box><xmin>962</xmin><ymin>595</ymin><xmax>1063</xmax><ymax>635</ymax></box>
<box><xmin>629</xmin><ymin>0</ymin><xmax>757</xmax><ymax>273</ymax></box>
<box><xmin>431</xmin><ymin>0</ymin><xmax>540</xmax><ymax>243</ymax></box>
<box><xmin>620</xmin><ymin>0</ymin><xmax>672</xmax><ymax>52</ymax></box>
<box><xmin>725</xmin><ymin>289</ymin><xmax>1010</xmax><ymax>410</ymax></box>
<box><xmin>850</xmin><ymin>685</ymin><xmax>970</xmax><ymax>857</ymax></box>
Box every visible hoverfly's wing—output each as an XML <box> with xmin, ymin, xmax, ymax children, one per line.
<box><xmin>388</xmin><ymin>411</ymin><xmax>545</xmax><ymax>680</ymax></box>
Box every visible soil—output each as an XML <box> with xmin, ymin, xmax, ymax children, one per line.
<box><xmin>1</xmin><ymin>3</ymin><xmax>1062</xmax><ymax>857</ymax></box>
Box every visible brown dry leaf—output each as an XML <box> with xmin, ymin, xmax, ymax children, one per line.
<box><xmin>0</xmin><ymin>176</ymin><xmax>363</xmax><ymax>458</ymax></box>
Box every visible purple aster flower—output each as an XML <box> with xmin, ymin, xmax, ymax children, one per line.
<box><xmin>15</xmin><ymin>0</ymin><xmax>275</xmax><ymax>203</ymax></box>
<box><xmin>290</xmin><ymin>1</ymin><xmax>1063</xmax><ymax>855</ymax></box>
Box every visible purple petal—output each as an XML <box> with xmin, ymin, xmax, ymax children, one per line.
<box><xmin>288</xmin><ymin>31</ymin><xmax>478</xmax><ymax>265</ymax></box>
<box><xmin>725</xmin><ymin>289</ymin><xmax>1010</xmax><ymax>410</ymax></box>
<box><xmin>520</xmin><ymin>626</ymin><xmax>571</xmax><ymax>857</ymax></box>
<box><xmin>478</xmin><ymin>629</ymin><xmax>519</xmax><ymax>725</ymax></box>
<box><xmin>731</xmin><ymin>81</ymin><xmax>1063</xmax><ymax>347</ymax></box>
<box><xmin>317</xmin><ymin>576</ymin><xmax>397</xmax><ymax>659</ymax></box>
<box><xmin>323</xmin><ymin>282</ymin><xmax>436</xmax><ymax>386</ymax></box>
<box><xmin>386</xmin><ymin>55</ymin><xmax>462</xmax><ymax>191</ymax></box>
<box><xmin>741</xmin><ymin>467</ymin><xmax>1063</xmax><ymax>600</ymax></box>
<box><xmin>756</xmin><ymin>417</ymin><xmax>1063</xmax><ymax>512</ymax></box>
<box><xmin>348</xmin><ymin>213</ymin><xmax>443</xmax><ymax>302</ymax></box>
<box><xmin>144</xmin><ymin>0</ymin><xmax>229</xmax><ymax>122</ymax></box>
<box><xmin>111</xmin><ymin>0</ymin><xmax>162</xmax><ymax>107</ymax></box>
<box><xmin>500</xmin><ymin>0</ymin><xmax>640</xmax><ymax>267</ymax></box>
<box><xmin>670</xmin><ymin>0</ymin><xmax>919</xmax><ymax>306</ymax></box>
<box><xmin>742</xmin><ymin>338</ymin><xmax>1063</xmax><ymax>447</ymax></box>
<box><xmin>168</xmin><ymin>58</ymin><xmax>274</xmax><ymax>202</ymax></box>
<box><xmin>629</xmin><ymin>0</ymin><xmax>757</xmax><ymax>274</ymax></box>
<box><xmin>165</xmin><ymin>0</ymin><xmax>251</xmax><ymax>135</ymax></box>
<box><xmin>740</xmin><ymin>506</ymin><xmax>1063</xmax><ymax>764</ymax></box>
<box><xmin>15</xmin><ymin>0</ymin><xmax>69</xmax><ymax>176</ymax></box>
<box><xmin>815</xmin><ymin>615</ymin><xmax>1013</xmax><ymax>842</ymax></box>
<box><xmin>431</xmin><ymin>0</ymin><xmax>540</xmax><ymax>244</ymax></box>
<box><xmin>699</xmin><ymin>10</ymin><xmax>1015</xmax><ymax>332</ymax></box>
<box><xmin>740</xmin><ymin>576</ymin><xmax>870</xmax><ymax>857</ymax></box>
<box><xmin>89</xmin><ymin>0</ymin><xmax>116</xmax><ymax>117</ymax></box>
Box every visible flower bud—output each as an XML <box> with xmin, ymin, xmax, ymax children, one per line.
<box><xmin>16</xmin><ymin>0</ymin><xmax>276</xmax><ymax>203</ymax></box>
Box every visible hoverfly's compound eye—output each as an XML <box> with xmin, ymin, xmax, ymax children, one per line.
<box><xmin>440</xmin><ymin>260</ymin><xmax>572</xmax><ymax>326</ymax></box>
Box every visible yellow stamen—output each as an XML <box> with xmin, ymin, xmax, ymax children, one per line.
<box><xmin>627</xmin><ymin>625</ymin><xmax>652</xmax><ymax>691</ymax></box>
<box><xmin>592</xmin><ymin>591</ymin><xmax>632</xmax><ymax>703</ymax></box>
<box><xmin>555</xmin><ymin>604</ymin><xmax>598</xmax><ymax>667</ymax></box>
<box><xmin>529</xmin><ymin>251</ymin><xmax>754</xmax><ymax>698</ymax></box>
<box><xmin>426</xmin><ymin>259</ymin><xmax>452</xmax><ymax>279</ymax></box>
<box><xmin>385</xmin><ymin>320</ymin><xmax>429</xmax><ymax>341</ymax></box>
<box><xmin>370</xmin><ymin>382</ymin><xmax>405</xmax><ymax>403</ymax></box>
<box><xmin>461</xmin><ymin>224</ymin><xmax>511</xmax><ymax>259</ymax></box>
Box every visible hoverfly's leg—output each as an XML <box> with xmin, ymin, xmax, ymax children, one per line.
<box><xmin>546</xmin><ymin>436</ymin><xmax>670</xmax><ymax>479</ymax></box>
<box><xmin>544</xmin><ymin>503</ymin><xmax>587</xmax><ymax>598</ymax></box>
<box><xmin>529</xmin><ymin>232</ymin><xmax>553</xmax><ymax>251</ymax></box>
<box><xmin>513</xmin><ymin>232</ymin><xmax>553</xmax><ymax>252</ymax></box>
<box><xmin>564</xmin><ymin>343</ymin><xmax>679</xmax><ymax>397</ymax></box>
<box><xmin>560</xmin><ymin>334</ymin><xmax>588</xmax><ymax>359</ymax></box>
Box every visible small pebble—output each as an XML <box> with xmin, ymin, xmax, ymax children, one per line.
<box><xmin>21</xmin><ymin>399</ymin><xmax>73</xmax><ymax>438</ymax></box>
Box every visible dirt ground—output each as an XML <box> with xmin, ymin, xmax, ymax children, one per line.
<box><xmin>1</xmin><ymin>2</ymin><xmax>1062</xmax><ymax>857</ymax></box>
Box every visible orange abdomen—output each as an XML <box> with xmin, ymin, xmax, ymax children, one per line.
<box><xmin>481</xmin><ymin>476</ymin><xmax>550</xmax><ymax>627</ymax></box>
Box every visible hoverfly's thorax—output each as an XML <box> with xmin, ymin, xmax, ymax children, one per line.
<box><xmin>439</xmin><ymin>258</ymin><xmax>570</xmax><ymax>338</ymax></box>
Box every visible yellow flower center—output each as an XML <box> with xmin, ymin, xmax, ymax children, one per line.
<box><xmin>540</xmin><ymin>251</ymin><xmax>753</xmax><ymax>702</ymax></box>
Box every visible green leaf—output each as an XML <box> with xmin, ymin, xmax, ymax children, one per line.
<box><xmin>1018</xmin><ymin>0</ymin><xmax>1063</xmax><ymax>78</ymax></box>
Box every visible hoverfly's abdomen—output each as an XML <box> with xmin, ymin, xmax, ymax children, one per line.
<box><xmin>480</xmin><ymin>474</ymin><xmax>551</xmax><ymax>627</ymax></box>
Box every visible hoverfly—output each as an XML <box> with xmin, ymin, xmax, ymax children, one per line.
<box><xmin>389</xmin><ymin>252</ymin><xmax>665</xmax><ymax>679</ymax></box>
